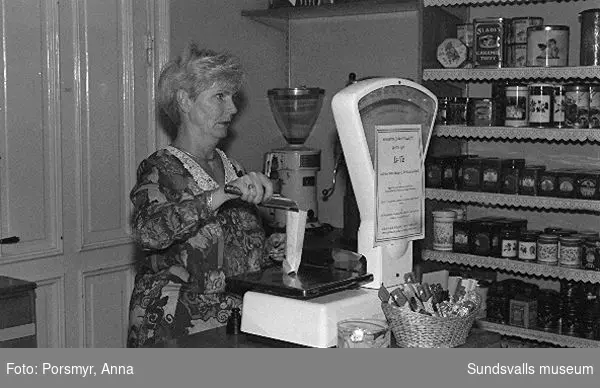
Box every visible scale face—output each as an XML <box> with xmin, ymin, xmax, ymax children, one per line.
<box><xmin>357</xmin><ymin>84</ymin><xmax>437</xmax><ymax>164</ymax></box>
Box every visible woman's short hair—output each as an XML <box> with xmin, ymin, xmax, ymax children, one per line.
<box><xmin>156</xmin><ymin>42</ymin><xmax>243</xmax><ymax>139</ymax></box>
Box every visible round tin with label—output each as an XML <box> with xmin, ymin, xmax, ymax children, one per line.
<box><xmin>526</xmin><ymin>25</ymin><xmax>570</xmax><ymax>67</ymax></box>
<box><xmin>565</xmin><ymin>84</ymin><xmax>590</xmax><ymax>129</ymax></box>
<box><xmin>528</xmin><ymin>83</ymin><xmax>554</xmax><ymax>127</ymax></box>
<box><xmin>504</xmin><ymin>85</ymin><xmax>529</xmax><ymax>126</ymax></box>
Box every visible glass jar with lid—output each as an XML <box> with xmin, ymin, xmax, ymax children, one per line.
<box><xmin>518</xmin><ymin>230</ymin><xmax>541</xmax><ymax>262</ymax></box>
<box><xmin>500</xmin><ymin>228</ymin><xmax>519</xmax><ymax>259</ymax></box>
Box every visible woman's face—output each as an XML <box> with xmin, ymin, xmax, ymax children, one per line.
<box><xmin>185</xmin><ymin>83</ymin><xmax>238</xmax><ymax>140</ymax></box>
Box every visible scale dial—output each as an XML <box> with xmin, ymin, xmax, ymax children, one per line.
<box><xmin>358</xmin><ymin>84</ymin><xmax>437</xmax><ymax>164</ymax></box>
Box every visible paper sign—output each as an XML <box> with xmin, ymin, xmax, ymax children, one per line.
<box><xmin>374</xmin><ymin>124</ymin><xmax>424</xmax><ymax>246</ymax></box>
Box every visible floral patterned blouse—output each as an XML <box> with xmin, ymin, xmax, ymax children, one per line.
<box><xmin>127</xmin><ymin>146</ymin><xmax>271</xmax><ymax>348</ymax></box>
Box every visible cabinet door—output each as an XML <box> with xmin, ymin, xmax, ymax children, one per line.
<box><xmin>0</xmin><ymin>0</ymin><xmax>62</xmax><ymax>260</ymax></box>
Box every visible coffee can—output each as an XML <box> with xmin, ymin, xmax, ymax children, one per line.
<box><xmin>526</xmin><ymin>25</ymin><xmax>570</xmax><ymax>67</ymax></box>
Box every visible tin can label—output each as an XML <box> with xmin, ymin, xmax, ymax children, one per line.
<box><xmin>512</xmin><ymin>44</ymin><xmax>527</xmax><ymax>67</ymax></box>
<box><xmin>474</xmin><ymin>19</ymin><xmax>505</xmax><ymax>68</ymax></box>
<box><xmin>518</xmin><ymin>241</ymin><xmax>537</xmax><ymax>261</ymax></box>
<box><xmin>529</xmin><ymin>95</ymin><xmax>551</xmax><ymax>124</ymax></box>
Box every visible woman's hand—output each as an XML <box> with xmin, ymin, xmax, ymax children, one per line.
<box><xmin>265</xmin><ymin>232</ymin><xmax>286</xmax><ymax>262</ymax></box>
<box><xmin>227</xmin><ymin>171</ymin><xmax>273</xmax><ymax>205</ymax></box>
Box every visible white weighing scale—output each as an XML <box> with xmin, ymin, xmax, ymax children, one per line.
<box><xmin>232</xmin><ymin>78</ymin><xmax>437</xmax><ymax>348</ymax></box>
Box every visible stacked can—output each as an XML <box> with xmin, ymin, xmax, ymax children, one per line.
<box><xmin>457</xmin><ymin>23</ymin><xmax>474</xmax><ymax>67</ymax></box>
<box><xmin>507</xmin><ymin>17</ymin><xmax>543</xmax><ymax>67</ymax></box>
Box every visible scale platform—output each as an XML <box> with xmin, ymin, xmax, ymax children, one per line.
<box><xmin>240</xmin><ymin>288</ymin><xmax>384</xmax><ymax>348</ymax></box>
<box><xmin>227</xmin><ymin>257</ymin><xmax>383</xmax><ymax>348</ymax></box>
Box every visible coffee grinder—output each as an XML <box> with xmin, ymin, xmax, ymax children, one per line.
<box><xmin>264</xmin><ymin>87</ymin><xmax>324</xmax><ymax>229</ymax></box>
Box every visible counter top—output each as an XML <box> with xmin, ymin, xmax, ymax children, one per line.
<box><xmin>151</xmin><ymin>326</ymin><xmax>502</xmax><ymax>348</ymax></box>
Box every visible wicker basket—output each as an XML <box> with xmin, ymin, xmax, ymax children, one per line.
<box><xmin>381</xmin><ymin>295</ymin><xmax>480</xmax><ymax>348</ymax></box>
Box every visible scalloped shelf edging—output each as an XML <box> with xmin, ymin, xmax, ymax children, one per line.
<box><xmin>423</xmin><ymin>66</ymin><xmax>600</xmax><ymax>81</ymax></box>
<box><xmin>422</xmin><ymin>249</ymin><xmax>600</xmax><ymax>283</ymax></box>
<box><xmin>434</xmin><ymin>126</ymin><xmax>600</xmax><ymax>142</ymax></box>
<box><xmin>425</xmin><ymin>188</ymin><xmax>600</xmax><ymax>211</ymax></box>
<box><xmin>424</xmin><ymin>0</ymin><xmax>555</xmax><ymax>6</ymax></box>
<box><xmin>476</xmin><ymin>320</ymin><xmax>600</xmax><ymax>348</ymax></box>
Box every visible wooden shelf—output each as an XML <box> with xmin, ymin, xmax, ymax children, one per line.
<box><xmin>425</xmin><ymin>188</ymin><xmax>600</xmax><ymax>212</ymax></box>
<box><xmin>423</xmin><ymin>249</ymin><xmax>600</xmax><ymax>283</ymax></box>
<box><xmin>476</xmin><ymin>320</ymin><xmax>600</xmax><ymax>348</ymax></box>
<box><xmin>434</xmin><ymin>125</ymin><xmax>600</xmax><ymax>142</ymax></box>
<box><xmin>423</xmin><ymin>66</ymin><xmax>600</xmax><ymax>82</ymax></box>
<box><xmin>241</xmin><ymin>0</ymin><xmax>419</xmax><ymax>31</ymax></box>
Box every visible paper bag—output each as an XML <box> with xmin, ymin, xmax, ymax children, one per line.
<box><xmin>282</xmin><ymin>210</ymin><xmax>307</xmax><ymax>275</ymax></box>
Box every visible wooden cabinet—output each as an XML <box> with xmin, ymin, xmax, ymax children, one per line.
<box><xmin>0</xmin><ymin>276</ymin><xmax>37</xmax><ymax>348</ymax></box>
<box><xmin>422</xmin><ymin>0</ymin><xmax>600</xmax><ymax>347</ymax></box>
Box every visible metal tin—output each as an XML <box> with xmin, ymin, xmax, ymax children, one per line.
<box><xmin>481</xmin><ymin>157</ymin><xmax>502</xmax><ymax>192</ymax></box>
<box><xmin>589</xmin><ymin>84</ymin><xmax>600</xmax><ymax>128</ymax></box>
<box><xmin>473</xmin><ymin>17</ymin><xmax>507</xmax><ymax>68</ymax></box>
<box><xmin>432</xmin><ymin>210</ymin><xmax>456</xmax><ymax>251</ymax></box>
<box><xmin>504</xmin><ymin>85</ymin><xmax>529</xmax><ymax>126</ymax></box>
<box><xmin>510</xmin><ymin>44</ymin><xmax>528</xmax><ymax>67</ymax></box>
<box><xmin>519</xmin><ymin>164</ymin><xmax>545</xmax><ymax>196</ymax></box>
<box><xmin>453</xmin><ymin>220</ymin><xmax>472</xmax><ymax>253</ymax></box>
<box><xmin>511</xmin><ymin>17</ymin><xmax>544</xmax><ymax>44</ymax></box>
<box><xmin>500</xmin><ymin>158</ymin><xmax>525</xmax><ymax>194</ymax></box>
<box><xmin>461</xmin><ymin>157</ymin><xmax>483</xmax><ymax>191</ymax></box>
<box><xmin>555</xmin><ymin>169</ymin><xmax>577</xmax><ymax>198</ymax></box>
<box><xmin>552</xmin><ymin>84</ymin><xmax>567</xmax><ymax>128</ymax></box>
<box><xmin>425</xmin><ymin>156</ymin><xmax>443</xmax><ymax>188</ymax></box>
<box><xmin>528</xmin><ymin>83</ymin><xmax>554</xmax><ymax>127</ymax></box>
<box><xmin>579</xmin><ymin>9</ymin><xmax>600</xmax><ymax>66</ymax></box>
<box><xmin>538</xmin><ymin>170</ymin><xmax>558</xmax><ymax>197</ymax></box>
<box><xmin>583</xmin><ymin>237</ymin><xmax>600</xmax><ymax>270</ymax></box>
<box><xmin>436</xmin><ymin>97</ymin><xmax>450</xmax><ymax>125</ymax></box>
<box><xmin>526</xmin><ymin>25</ymin><xmax>570</xmax><ymax>67</ymax></box>
<box><xmin>565</xmin><ymin>84</ymin><xmax>590</xmax><ymax>128</ymax></box>
<box><xmin>447</xmin><ymin>97</ymin><xmax>468</xmax><ymax>125</ymax></box>
<box><xmin>440</xmin><ymin>156</ymin><xmax>459</xmax><ymax>190</ymax></box>
<box><xmin>576</xmin><ymin>170</ymin><xmax>600</xmax><ymax>199</ymax></box>
<box><xmin>467</xmin><ymin>98</ymin><xmax>496</xmax><ymax>126</ymax></box>
<box><xmin>559</xmin><ymin>236</ymin><xmax>583</xmax><ymax>268</ymax></box>
<box><xmin>457</xmin><ymin>23</ymin><xmax>474</xmax><ymax>48</ymax></box>
<box><xmin>537</xmin><ymin>234</ymin><xmax>559</xmax><ymax>265</ymax></box>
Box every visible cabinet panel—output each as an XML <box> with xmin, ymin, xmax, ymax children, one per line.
<box><xmin>77</xmin><ymin>0</ymin><xmax>135</xmax><ymax>250</ymax></box>
<box><xmin>83</xmin><ymin>264</ymin><xmax>133</xmax><ymax>348</ymax></box>
<box><xmin>0</xmin><ymin>0</ymin><xmax>61</xmax><ymax>261</ymax></box>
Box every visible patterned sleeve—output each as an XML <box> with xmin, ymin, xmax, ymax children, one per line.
<box><xmin>130</xmin><ymin>153</ymin><xmax>213</xmax><ymax>251</ymax></box>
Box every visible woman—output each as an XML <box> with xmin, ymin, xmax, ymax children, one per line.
<box><xmin>127</xmin><ymin>43</ymin><xmax>285</xmax><ymax>348</ymax></box>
